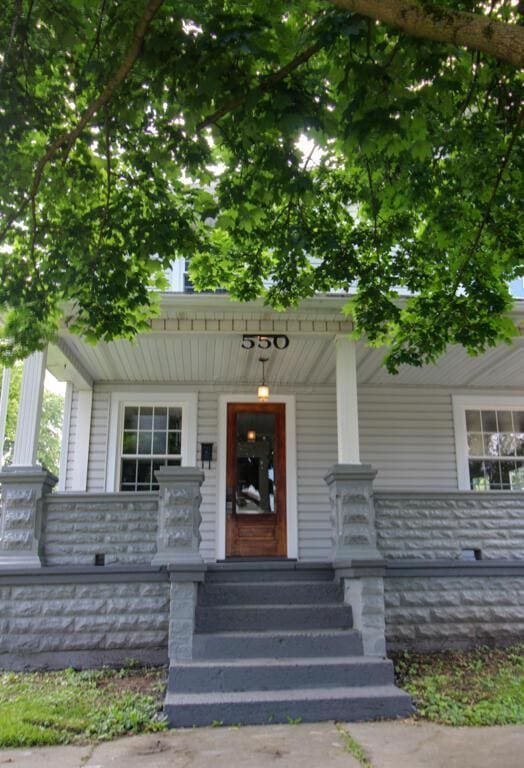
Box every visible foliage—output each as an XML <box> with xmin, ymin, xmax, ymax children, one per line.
<box><xmin>0</xmin><ymin>1</ymin><xmax>522</xmax><ymax>371</ymax></box>
<box><xmin>0</xmin><ymin>666</ymin><xmax>167</xmax><ymax>747</ymax></box>
<box><xmin>0</xmin><ymin>364</ymin><xmax>64</xmax><ymax>476</ymax></box>
<box><xmin>394</xmin><ymin>644</ymin><xmax>524</xmax><ymax>726</ymax></box>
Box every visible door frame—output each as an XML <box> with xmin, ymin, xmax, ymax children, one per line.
<box><xmin>217</xmin><ymin>394</ymin><xmax>298</xmax><ymax>560</ymax></box>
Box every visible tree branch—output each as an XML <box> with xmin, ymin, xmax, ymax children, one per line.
<box><xmin>452</xmin><ymin>106</ymin><xmax>523</xmax><ymax>294</ymax></box>
<box><xmin>329</xmin><ymin>0</ymin><xmax>524</xmax><ymax>67</ymax></box>
<box><xmin>0</xmin><ymin>0</ymin><xmax>22</xmax><ymax>90</ymax></box>
<box><xmin>197</xmin><ymin>42</ymin><xmax>322</xmax><ymax>130</ymax></box>
<box><xmin>0</xmin><ymin>0</ymin><xmax>165</xmax><ymax>244</ymax></box>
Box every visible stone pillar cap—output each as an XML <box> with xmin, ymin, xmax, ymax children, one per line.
<box><xmin>324</xmin><ymin>463</ymin><xmax>377</xmax><ymax>484</ymax></box>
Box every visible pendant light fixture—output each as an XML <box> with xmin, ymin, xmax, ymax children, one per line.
<box><xmin>247</xmin><ymin>430</ymin><xmax>256</xmax><ymax>442</ymax></box>
<box><xmin>257</xmin><ymin>357</ymin><xmax>270</xmax><ymax>402</ymax></box>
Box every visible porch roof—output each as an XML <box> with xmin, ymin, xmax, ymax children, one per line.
<box><xmin>48</xmin><ymin>295</ymin><xmax>524</xmax><ymax>390</ymax></box>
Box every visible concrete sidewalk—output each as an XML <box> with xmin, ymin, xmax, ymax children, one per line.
<box><xmin>0</xmin><ymin>720</ymin><xmax>523</xmax><ymax>768</ymax></box>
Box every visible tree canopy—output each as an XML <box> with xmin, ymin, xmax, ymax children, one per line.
<box><xmin>0</xmin><ymin>0</ymin><xmax>522</xmax><ymax>372</ymax></box>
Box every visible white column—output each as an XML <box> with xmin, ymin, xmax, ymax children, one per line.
<box><xmin>0</xmin><ymin>367</ymin><xmax>12</xmax><ymax>470</ymax></box>
<box><xmin>12</xmin><ymin>349</ymin><xmax>47</xmax><ymax>467</ymax></box>
<box><xmin>335</xmin><ymin>335</ymin><xmax>360</xmax><ymax>463</ymax></box>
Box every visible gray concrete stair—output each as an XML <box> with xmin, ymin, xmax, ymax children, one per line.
<box><xmin>195</xmin><ymin>603</ymin><xmax>353</xmax><ymax>632</ymax></box>
<box><xmin>165</xmin><ymin>685</ymin><xmax>413</xmax><ymax>727</ymax></box>
<box><xmin>169</xmin><ymin>656</ymin><xmax>395</xmax><ymax>692</ymax></box>
<box><xmin>192</xmin><ymin>628</ymin><xmax>364</xmax><ymax>659</ymax></box>
<box><xmin>164</xmin><ymin>564</ymin><xmax>413</xmax><ymax>727</ymax></box>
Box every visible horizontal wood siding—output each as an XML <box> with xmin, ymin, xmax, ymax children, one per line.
<box><xmin>359</xmin><ymin>387</ymin><xmax>457</xmax><ymax>490</ymax></box>
<box><xmin>64</xmin><ymin>388</ymin><xmax>79</xmax><ymax>491</ymax></box>
<box><xmin>86</xmin><ymin>388</ymin><xmax>110</xmax><ymax>492</ymax></box>
<box><xmin>198</xmin><ymin>391</ymin><xmax>218</xmax><ymax>560</ymax></box>
<box><xmin>296</xmin><ymin>392</ymin><xmax>337</xmax><ymax>560</ymax></box>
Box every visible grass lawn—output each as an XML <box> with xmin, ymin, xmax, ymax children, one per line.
<box><xmin>393</xmin><ymin>644</ymin><xmax>524</xmax><ymax>726</ymax></box>
<box><xmin>0</xmin><ymin>665</ymin><xmax>167</xmax><ymax>748</ymax></box>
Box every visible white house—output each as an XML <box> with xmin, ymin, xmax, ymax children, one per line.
<box><xmin>0</xmin><ymin>270</ymin><xmax>523</xmax><ymax>725</ymax></box>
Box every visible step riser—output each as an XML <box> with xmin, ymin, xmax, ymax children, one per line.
<box><xmin>205</xmin><ymin>569</ymin><xmax>335</xmax><ymax>583</ymax></box>
<box><xmin>195</xmin><ymin>605</ymin><xmax>353</xmax><ymax>632</ymax></box>
<box><xmin>164</xmin><ymin>694</ymin><xmax>413</xmax><ymax>728</ymax></box>
<box><xmin>198</xmin><ymin>582</ymin><xmax>343</xmax><ymax>606</ymax></box>
<box><xmin>192</xmin><ymin>631</ymin><xmax>364</xmax><ymax>659</ymax></box>
<box><xmin>168</xmin><ymin>661</ymin><xmax>394</xmax><ymax>693</ymax></box>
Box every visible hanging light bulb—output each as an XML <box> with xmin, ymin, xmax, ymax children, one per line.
<box><xmin>257</xmin><ymin>357</ymin><xmax>270</xmax><ymax>402</ymax></box>
<box><xmin>247</xmin><ymin>430</ymin><xmax>256</xmax><ymax>442</ymax></box>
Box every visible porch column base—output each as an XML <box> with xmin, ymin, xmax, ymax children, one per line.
<box><xmin>152</xmin><ymin>466</ymin><xmax>205</xmax><ymax>566</ymax></box>
<box><xmin>324</xmin><ymin>463</ymin><xmax>381</xmax><ymax>561</ymax></box>
<box><xmin>168</xmin><ymin>564</ymin><xmax>206</xmax><ymax>661</ymax></box>
<box><xmin>0</xmin><ymin>466</ymin><xmax>57</xmax><ymax>568</ymax></box>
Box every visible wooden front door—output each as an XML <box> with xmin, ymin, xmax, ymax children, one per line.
<box><xmin>226</xmin><ymin>403</ymin><xmax>287</xmax><ymax>557</ymax></box>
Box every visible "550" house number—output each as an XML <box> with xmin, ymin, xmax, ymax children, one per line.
<box><xmin>241</xmin><ymin>334</ymin><xmax>290</xmax><ymax>350</ymax></box>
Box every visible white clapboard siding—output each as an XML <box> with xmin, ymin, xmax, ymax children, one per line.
<box><xmin>296</xmin><ymin>392</ymin><xmax>337</xmax><ymax>561</ymax></box>
<box><xmin>86</xmin><ymin>389</ymin><xmax>110</xmax><ymax>492</ymax></box>
<box><xmin>198</xmin><ymin>390</ymin><xmax>219</xmax><ymax>561</ymax></box>
<box><xmin>64</xmin><ymin>387</ymin><xmax>79</xmax><ymax>491</ymax></box>
<box><xmin>359</xmin><ymin>387</ymin><xmax>457</xmax><ymax>489</ymax></box>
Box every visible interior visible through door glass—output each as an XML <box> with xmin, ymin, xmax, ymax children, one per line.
<box><xmin>235</xmin><ymin>412</ymin><xmax>276</xmax><ymax>514</ymax></box>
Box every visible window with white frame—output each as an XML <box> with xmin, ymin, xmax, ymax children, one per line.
<box><xmin>119</xmin><ymin>405</ymin><xmax>182</xmax><ymax>491</ymax></box>
<box><xmin>454</xmin><ymin>397</ymin><xmax>524</xmax><ymax>491</ymax></box>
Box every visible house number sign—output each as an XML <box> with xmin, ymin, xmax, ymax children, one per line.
<box><xmin>241</xmin><ymin>334</ymin><xmax>290</xmax><ymax>350</ymax></box>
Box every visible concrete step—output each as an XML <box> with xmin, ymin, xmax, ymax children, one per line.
<box><xmin>192</xmin><ymin>629</ymin><xmax>364</xmax><ymax>659</ymax></box>
<box><xmin>205</xmin><ymin>564</ymin><xmax>334</xmax><ymax>583</ymax></box>
<box><xmin>198</xmin><ymin>581</ymin><xmax>343</xmax><ymax>606</ymax></box>
<box><xmin>168</xmin><ymin>656</ymin><xmax>394</xmax><ymax>693</ymax></box>
<box><xmin>164</xmin><ymin>685</ymin><xmax>414</xmax><ymax>727</ymax></box>
<box><xmin>194</xmin><ymin>604</ymin><xmax>353</xmax><ymax>633</ymax></box>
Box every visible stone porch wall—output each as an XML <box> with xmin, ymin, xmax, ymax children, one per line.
<box><xmin>384</xmin><ymin>561</ymin><xmax>524</xmax><ymax>651</ymax></box>
<box><xmin>0</xmin><ymin>567</ymin><xmax>169</xmax><ymax>670</ymax></box>
<box><xmin>42</xmin><ymin>493</ymin><xmax>158</xmax><ymax>565</ymax></box>
<box><xmin>375</xmin><ymin>492</ymin><xmax>524</xmax><ymax>560</ymax></box>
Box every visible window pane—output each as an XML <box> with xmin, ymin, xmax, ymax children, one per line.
<box><xmin>500</xmin><ymin>460</ymin><xmax>517</xmax><ymax>489</ymax></box>
<box><xmin>121</xmin><ymin>483</ymin><xmax>135</xmax><ymax>491</ymax></box>
<box><xmin>153</xmin><ymin>408</ymin><xmax>167</xmax><ymax>430</ymax></box>
<box><xmin>169</xmin><ymin>408</ymin><xmax>182</xmax><ymax>430</ymax></box>
<box><xmin>137</xmin><ymin>460</ymin><xmax>152</xmax><ymax>484</ymax></box>
<box><xmin>497</xmin><ymin>411</ymin><xmax>513</xmax><ymax>432</ymax></box>
<box><xmin>481</xmin><ymin>411</ymin><xmax>497</xmax><ymax>432</ymax></box>
<box><xmin>167</xmin><ymin>458</ymin><xmax>182</xmax><ymax>467</ymax></box>
<box><xmin>483</xmin><ymin>433</ymin><xmax>499</xmax><ymax>457</ymax></box>
<box><xmin>469</xmin><ymin>460</ymin><xmax>487</xmax><ymax>490</ymax></box>
<box><xmin>153</xmin><ymin>431</ymin><xmax>167</xmax><ymax>454</ymax></box>
<box><xmin>513</xmin><ymin>412</ymin><xmax>524</xmax><ymax>432</ymax></box>
<box><xmin>122</xmin><ymin>432</ymin><xmax>137</xmax><ymax>454</ymax></box>
<box><xmin>168</xmin><ymin>431</ymin><xmax>181</xmax><ymax>454</ymax></box>
<box><xmin>484</xmin><ymin>460</ymin><xmax>501</xmax><ymax>489</ymax></box>
<box><xmin>466</xmin><ymin>410</ymin><xmax>481</xmax><ymax>431</ymax></box>
<box><xmin>124</xmin><ymin>407</ymin><xmax>139</xmax><ymax>430</ymax></box>
<box><xmin>139</xmin><ymin>407</ymin><xmax>153</xmax><ymax>430</ymax></box>
<box><xmin>121</xmin><ymin>460</ymin><xmax>136</xmax><ymax>484</ymax></box>
<box><xmin>499</xmin><ymin>433</ymin><xmax>516</xmax><ymax>457</ymax></box>
<box><xmin>516</xmin><ymin>435</ymin><xmax>524</xmax><ymax>457</ymax></box>
<box><xmin>510</xmin><ymin>464</ymin><xmax>524</xmax><ymax>490</ymax></box>
<box><xmin>467</xmin><ymin>433</ymin><xmax>483</xmax><ymax>455</ymax></box>
<box><xmin>138</xmin><ymin>431</ymin><xmax>152</xmax><ymax>454</ymax></box>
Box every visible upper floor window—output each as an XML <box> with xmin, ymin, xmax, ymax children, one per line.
<box><xmin>453</xmin><ymin>396</ymin><xmax>524</xmax><ymax>491</ymax></box>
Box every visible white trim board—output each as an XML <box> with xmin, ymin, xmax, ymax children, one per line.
<box><xmin>216</xmin><ymin>394</ymin><xmax>298</xmax><ymax>561</ymax></box>
<box><xmin>452</xmin><ymin>394</ymin><xmax>524</xmax><ymax>490</ymax></box>
<box><xmin>105</xmin><ymin>390</ymin><xmax>198</xmax><ymax>492</ymax></box>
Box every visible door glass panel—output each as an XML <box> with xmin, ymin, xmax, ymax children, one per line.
<box><xmin>235</xmin><ymin>412</ymin><xmax>276</xmax><ymax>515</ymax></box>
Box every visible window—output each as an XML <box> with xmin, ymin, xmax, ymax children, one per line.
<box><xmin>453</xmin><ymin>397</ymin><xmax>524</xmax><ymax>491</ymax></box>
<box><xmin>106</xmin><ymin>392</ymin><xmax>197</xmax><ymax>492</ymax></box>
<box><xmin>120</xmin><ymin>406</ymin><xmax>182</xmax><ymax>491</ymax></box>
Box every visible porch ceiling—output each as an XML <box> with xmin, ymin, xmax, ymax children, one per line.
<box><xmin>51</xmin><ymin>331</ymin><xmax>524</xmax><ymax>390</ymax></box>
